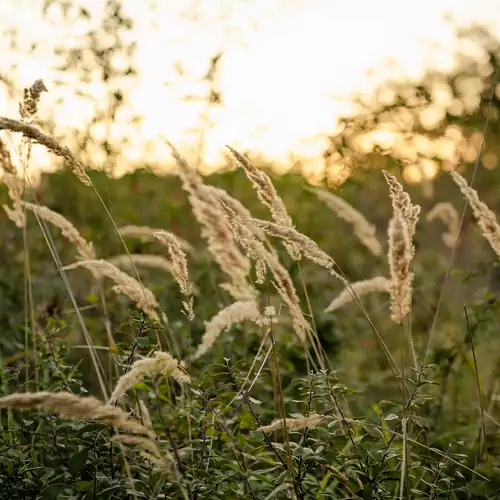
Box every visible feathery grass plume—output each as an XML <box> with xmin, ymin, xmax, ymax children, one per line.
<box><xmin>109</xmin><ymin>253</ymin><xmax>200</xmax><ymax>296</ymax></box>
<box><xmin>382</xmin><ymin>170</ymin><xmax>420</xmax><ymax>253</ymax></box>
<box><xmin>224</xmin><ymin>206</ymin><xmax>309</xmax><ymax>342</ymax></box>
<box><xmin>451</xmin><ymin>170</ymin><xmax>500</xmax><ymax>257</ymax></box>
<box><xmin>325</xmin><ymin>276</ymin><xmax>390</xmax><ymax>312</ymax></box>
<box><xmin>192</xmin><ymin>300</ymin><xmax>261</xmax><ymax>360</ymax></box>
<box><xmin>62</xmin><ymin>259</ymin><xmax>162</xmax><ymax>322</ymax></box>
<box><xmin>153</xmin><ymin>230</ymin><xmax>194</xmax><ymax>320</ymax></box>
<box><xmin>166</xmin><ymin>141</ymin><xmax>254</xmax><ymax>300</ymax></box>
<box><xmin>0</xmin><ymin>136</ymin><xmax>16</xmax><ymax>173</ymax></box>
<box><xmin>309</xmin><ymin>187</ymin><xmax>382</xmax><ymax>256</ymax></box>
<box><xmin>205</xmin><ymin>185</ymin><xmax>267</xmax><ymax>242</ymax></box>
<box><xmin>19</xmin><ymin>79</ymin><xmax>47</xmax><ymax>124</ymax></box>
<box><xmin>119</xmin><ymin>225</ymin><xmax>193</xmax><ymax>252</ymax></box>
<box><xmin>250</xmin><ymin>218</ymin><xmax>347</xmax><ymax>285</ymax></box>
<box><xmin>0</xmin><ymin>139</ymin><xmax>25</xmax><ymax>226</ymax></box>
<box><xmin>259</xmin><ymin>413</ymin><xmax>329</xmax><ymax>432</ymax></box>
<box><xmin>22</xmin><ymin>201</ymin><xmax>95</xmax><ymax>261</ymax></box>
<box><xmin>220</xmin><ymin>199</ymin><xmax>269</xmax><ymax>283</ymax></box>
<box><xmin>387</xmin><ymin>211</ymin><xmax>413</xmax><ymax>324</ymax></box>
<box><xmin>109</xmin><ymin>253</ymin><xmax>173</xmax><ymax>273</ymax></box>
<box><xmin>0</xmin><ymin>391</ymin><xmax>152</xmax><ymax>437</ymax></box>
<box><xmin>227</xmin><ymin>146</ymin><xmax>301</xmax><ymax>259</ymax></box>
<box><xmin>2</xmin><ymin>172</ymin><xmax>25</xmax><ymax>228</ymax></box>
<box><xmin>111</xmin><ymin>434</ymin><xmax>161</xmax><ymax>458</ymax></box>
<box><xmin>19</xmin><ymin>79</ymin><xmax>48</xmax><ymax>165</ymax></box>
<box><xmin>137</xmin><ymin>399</ymin><xmax>153</xmax><ymax>429</ymax></box>
<box><xmin>426</xmin><ymin>202</ymin><xmax>460</xmax><ymax>248</ymax></box>
<box><xmin>109</xmin><ymin>351</ymin><xmax>190</xmax><ymax>405</ymax></box>
<box><xmin>0</xmin><ymin>116</ymin><xmax>91</xmax><ymax>186</ymax></box>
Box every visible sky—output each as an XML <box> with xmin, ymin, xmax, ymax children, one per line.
<box><xmin>0</xmin><ymin>0</ymin><xmax>499</xmax><ymax>179</ymax></box>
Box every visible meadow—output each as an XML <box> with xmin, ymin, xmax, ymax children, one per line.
<box><xmin>1</xmin><ymin>79</ymin><xmax>500</xmax><ymax>499</ymax></box>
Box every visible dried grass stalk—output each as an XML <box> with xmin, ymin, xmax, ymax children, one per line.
<box><xmin>259</xmin><ymin>413</ymin><xmax>328</xmax><ymax>432</ymax></box>
<box><xmin>0</xmin><ymin>138</ymin><xmax>24</xmax><ymax>226</ymax></box>
<box><xmin>325</xmin><ymin>276</ymin><xmax>390</xmax><ymax>312</ymax></box>
<box><xmin>137</xmin><ymin>400</ymin><xmax>153</xmax><ymax>429</ymax></box>
<box><xmin>0</xmin><ymin>391</ymin><xmax>151</xmax><ymax>437</ymax></box>
<box><xmin>166</xmin><ymin>141</ymin><xmax>254</xmax><ymax>300</ymax></box>
<box><xmin>22</xmin><ymin>201</ymin><xmax>95</xmax><ymax>260</ymax></box>
<box><xmin>109</xmin><ymin>253</ymin><xmax>173</xmax><ymax>273</ymax></box>
<box><xmin>19</xmin><ymin>79</ymin><xmax>47</xmax><ymax>123</ymax></box>
<box><xmin>19</xmin><ymin>79</ymin><xmax>48</xmax><ymax>166</ymax></box>
<box><xmin>153</xmin><ymin>230</ymin><xmax>194</xmax><ymax>320</ymax></box>
<box><xmin>451</xmin><ymin>170</ymin><xmax>500</xmax><ymax>257</ymax></box>
<box><xmin>111</xmin><ymin>434</ymin><xmax>161</xmax><ymax>458</ymax></box>
<box><xmin>119</xmin><ymin>225</ymin><xmax>193</xmax><ymax>252</ymax></box>
<box><xmin>110</xmin><ymin>351</ymin><xmax>190</xmax><ymax>405</ymax></box>
<box><xmin>0</xmin><ymin>116</ymin><xmax>91</xmax><ymax>186</ymax></box>
<box><xmin>2</xmin><ymin>172</ymin><xmax>25</xmax><ymax>228</ymax></box>
<box><xmin>0</xmin><ymin>137</ymin><xmax>16</xmax><ymax>174</ymax></box>
<box><xmin>228</xmin><ymin>146</ymin><xmax>301</xmax><ymax>259</ymax></box>
<box><xmin>250</xmin><ymin>219</ymin><xmax>347</xmax><ymax>285</ymax></box>
<box><xmin>310</xmin><ymin>187</ymin><xmax>382</xmax><ymax>256</ymax></box>
<box><xmin>224</xmin><ymin>208</ymin><xmax>309</xmax><ymax>342</ymax></box>
<box><xmin>62</xmin><ymin>259</ymin><xmax>162</xmax><ymax>322</ymax></box>
<box><xmin>206</xmin><ymin>185</ymin><xmax>267</xmax><ymax>242</ymax></box>
<box><xmin>426</xmin><ymin>202</ymin><xmax>459</xmax><ymax>248</ymax></box>
<box><xmin>387</xmin><ymin>211</ymin><xmax>413</xmax><ymax>324</ymax></box>
<box><xmin>192</xmin><ymin>300</ymin><xmax>261</xmax><ymax>360</ymax></box>
<box><xmin>382</xmin><ymin>170</ymin><xmax>420</xmax><ymax>251</ymax></box>
<box><xmin>383</xmin><ymin>171</ymin><xmax>419</xmax><ymax>324</ymax></box>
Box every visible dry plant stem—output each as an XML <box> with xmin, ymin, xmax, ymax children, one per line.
<box><xmin>464</xmin><ymin>306</ymin><xmax>487</xmax><ymax>461</ymax></box>
<box><xmin>297</xmin><ymin>262</ymin><xmax>327</xmax><ymax>371</ymax></box>
<box><xmin>226</xmin><ymin>363</ymin><xmax>287</xmax><ymax>469</ymax></box>
<box><xmin>0</xmin><ymin>116</ymin><xmax>91</xmax><ymax>186</ymax></box>
<box><xmin>269</xmin><ymin>329</ymin><xmax>300</xmax><ymax>498</ymax></box>
<box><xmin>333</xmin><ymin>266</ymin><xmax>403</xmax><ymax>391</ymax></box>
<box><xmin>27</xmin><ymin>203</ymin><xmax>109</xmax><ymax>399</ymax></box>
<box><xmin>18</xmin><ymin>82</ymin><xmax>45</xmax><ymax>388</ymax></box>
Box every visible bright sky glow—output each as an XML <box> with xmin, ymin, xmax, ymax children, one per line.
<box><xmin>0</xmin><ymin>0</ymin><xmax>499</xmax><ymax>178</ymax></box>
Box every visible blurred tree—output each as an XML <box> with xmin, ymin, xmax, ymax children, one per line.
<box><xmin>328</xmin><ymin>25</ymin><xmax>500</xmax><ymax>194</ymax></box>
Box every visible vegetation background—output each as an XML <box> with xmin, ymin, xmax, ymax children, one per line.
<box><xmin>1</xmin><ymin>1</ymin><xmax>500</xmax><ymax>498</ymax></box>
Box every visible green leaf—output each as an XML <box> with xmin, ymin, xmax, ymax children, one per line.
<box><xmin>68</xmin><ymin>447</ymin><xmax>89</xmax><ymax>475</ymax></box>
<box><xmin>76</xmin><ymin>481</ymin><xmax>92</xmax><ymax>491</ymax></box>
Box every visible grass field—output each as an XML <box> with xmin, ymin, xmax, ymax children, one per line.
<box><xmin>1</xmin><ymin>81</ymin><xmax>500</xmax><ymax>499</ymax></box>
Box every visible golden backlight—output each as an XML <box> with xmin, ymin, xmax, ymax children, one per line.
<box><xmin>0</xmin><ymin>0</ymin><xmax>499</xmax><ymax>181</ymax></box>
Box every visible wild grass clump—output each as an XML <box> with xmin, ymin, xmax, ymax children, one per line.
<box><xmin>1</xmin><ymin>82</ymin><xmax>500</xmax><ymax>498</ymax></box>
